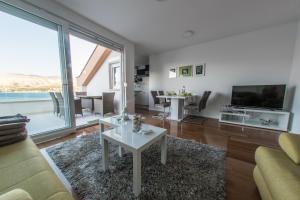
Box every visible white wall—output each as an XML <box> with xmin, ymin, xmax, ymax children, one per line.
<box><xmin>135</xmin><ymin>54</ymin><xmax>149</xmax><ymax>66</ymax></box>
<box><xmin>86</xmin><ymin>51</ymin><xmax>122</xmax><ymax>113</ymax></box>
<box><xmin>149</xmin><ymin>22</ymin><xmax>298</xmax><ymax>119</ymax></box>
<box><xmin>289</xmin><ymin>21</ymin><xmax>300</xmax><ymax>133</ymax></box>
<box><xmin>16</xmin><ymin>0</ymin><xmax>135</xmax><ymax>113</ymax></box>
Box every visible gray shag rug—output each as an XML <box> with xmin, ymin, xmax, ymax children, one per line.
<box><xmin>46</xmin><ymin>133</ymin><xmax>226</xmax><ymax>200</ymax></box>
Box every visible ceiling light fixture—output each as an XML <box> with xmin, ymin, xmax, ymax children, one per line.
<box><xmin>183</xmin><ymin>30</ymin><xmax>195</xmax><ymax>38</ymax></box>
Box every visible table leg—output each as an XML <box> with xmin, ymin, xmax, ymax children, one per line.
<box><xmin>100</xmin><ymin>123</ymin><xmax>104</xmax><ymax>146</ymax></box>
<box><xmin>161</xmin><ymin>135</ymin><xmax>167</xmax><ymax>165</ymax></box>
<box><xmin>170</xmin><ymin>98</ymin><xmax>184</xmax><ymax>121</ymax></box>
<box><xmin>100</xmin><ymin>123</ymin><xmax>105</xmax><ymax>132</ymax></box>
<box><xmin>102</xmin><ymin>138</ymin><xmax>109</xmax><ymax>171</ymax></box>
<box><xmin>178</xmin><ymin>99</ymin><xmax>184</xmax><ymax>120</ymax></box>
<box><xmin>133</xmin><ymin>151</ymin><xmax>141</xmax><ymax>196</ymax></box>
<box><xmin>118</xmin><ymin>146</ymin><xmax>124</xmax><ymax>157</ymax></box>
<box><xmin>170</xmin><ymin>98</ymin><xmax>178</xmax><ymax>120</ymax></box>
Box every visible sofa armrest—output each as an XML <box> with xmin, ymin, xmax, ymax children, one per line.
<box><xmin>279</xmin><ymin>132</ymin><xmax>300</xmax><ymax>164</ymax></box>
<box><xmin>0</xmin><ymin>189</ymin><xmax>33</xmax><ymax>200</ymax></box>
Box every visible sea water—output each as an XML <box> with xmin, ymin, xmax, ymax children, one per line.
<box><xmin>0</xmin><ymin>92</ymin><xmax>51</xmax><ymax>102</ymax></box>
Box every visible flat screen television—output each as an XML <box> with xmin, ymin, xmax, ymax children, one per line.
<box><xmin>231</xmin><ymin>84</ymin><xmax>286</xmax><ymax>109</ymax></box>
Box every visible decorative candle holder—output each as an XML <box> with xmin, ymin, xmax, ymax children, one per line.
<box><xmin>121</xmin><ymin>107</ymin><xmax>130</xmax><ymax>121</ymax></box>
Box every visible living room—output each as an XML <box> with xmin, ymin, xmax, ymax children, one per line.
<box><xmin>1</xmin><ymin>0</ymin><xmax>300</xmax><ymax>200</ymax></box>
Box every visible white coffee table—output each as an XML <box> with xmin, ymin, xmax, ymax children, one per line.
<box><xmin>99</xmin><ymin>116</ymin><xmax>167</xmax><ymax>196</ymax></box>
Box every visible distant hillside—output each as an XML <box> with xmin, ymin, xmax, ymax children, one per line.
<box><xmin>0</xmin><ymin>73</ymin><xmax>61</xmax><ymax>92</ymax></box>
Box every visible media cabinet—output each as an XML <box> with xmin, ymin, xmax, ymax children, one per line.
<box><xmin>219</xmin><ymin>106</ymin><xmax>290</xmax><ymax>131</ymax></box>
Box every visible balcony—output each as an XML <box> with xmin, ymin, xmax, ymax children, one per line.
<box><xmin>0</xmin><ymin>96</ymin><xmax>101</xmax><ymax>135</ymax></box>
<box><xmin>0</xmin><ymin>35</ymin><xmax>122</xmax><ymax>136</ymax></box>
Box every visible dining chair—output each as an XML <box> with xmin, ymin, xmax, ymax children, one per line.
<box><xmin>158</xmin><ymin>90</ymin><xmax>170</xmax><ymax>103</ymax></box>
<box><xmin>151</xmin><ymin>91</ymin><xmax>171</xmax><ymax>121</ymax></box>
<box><xmin>182</xmin><ymin>91</ymin><xmax>211</xmax><ymax>125</ymax></box>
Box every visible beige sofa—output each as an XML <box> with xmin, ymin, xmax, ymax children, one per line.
<box><xmin>254</xmin><ymin>133</ymin><xmax>300</xmax><ymax>200</ymax></box>
<box><xmin>0</xmin><ymin>138</ymin><xmax>74</xmax><ymax>200</ymax></box>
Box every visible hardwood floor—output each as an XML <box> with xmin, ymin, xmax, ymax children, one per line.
<box><xmin>37</xmin><ymin>109</ymin><xmax>280</xmax><ymax>200</ymax></box>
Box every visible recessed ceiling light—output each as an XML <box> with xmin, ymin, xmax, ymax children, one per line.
<box><xmin>183</xmin><ymin>30</ymin><xmax>195</xmax><ymax>38</ymax></box>
<box><xmin>156</xmin><ymin>0</ymin><xmax>167</xmax><ymax>2</ymax></box>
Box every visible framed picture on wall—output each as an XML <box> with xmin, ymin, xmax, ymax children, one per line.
<box><xmin>169</xmin><ymin>67</ymin><xmax>177</xmax><ymax>78</ymax></box>
<box><xmin>178</xmin><ymin>65</ymin><xmax>193</xmax><ymax>77</ymax></box>
<box><xmin>195</xmin><ymin>64</ymin><xmax>206</xmax><ymax>76</ymax></box>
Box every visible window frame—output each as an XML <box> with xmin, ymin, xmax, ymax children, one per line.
<box><xmin>0</xmin><ymin>1</ymin><xmax>74</xmax><ymax>143</ymax></box>
<box><xmin>109</xmin><ymin>60</ymin><xmax>121</xmax><ymax>91</ymax></box>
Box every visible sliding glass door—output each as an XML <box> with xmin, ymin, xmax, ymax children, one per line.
<box><xmin>0</xmin><ymin>2</ymin><xmax>125</xmax><ymax>141</ymax></box>
<box><xmin>0</xmin><ymin>3</ymin><xmax>73</xmax><ymax>137</ymax></box>
<box><xmin>69</xmin><ymin>32</ymin><xmax>123</xmax><ymax>128</ymax></box>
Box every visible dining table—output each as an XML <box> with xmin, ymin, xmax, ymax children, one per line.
<box><xmin>156</xmin><ymin>95</ymin><xmax>193</xmax><ymax>121</ymax></box>
<box><xmin>76</xmin><ymin>95</ymin><xmax>102</xmax><ymax>113</ymax></box>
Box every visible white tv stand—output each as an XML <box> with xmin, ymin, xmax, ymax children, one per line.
<box><xmin>219</xmin><ymin>106</ymin><xmax>290</xmax><ymax>131</ymax></box>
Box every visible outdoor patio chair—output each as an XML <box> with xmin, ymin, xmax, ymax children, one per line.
<box><xmin>81</xmin><ymin>98</ymin><xmax>93</xmax><ymax>112</ymax></box>
<box><xmin>151</xmin><ymin>91</ymin><xmax>170</xmax><ymax>121</ymax></box>
<box><xmin>75</xmin><ymin>92</ymin><xmax>93</xmax><ymax>112</ymax></box>
<box><xmin>94</xmin><ymin>92</ymin><xmax>115</xmax><ymax>117</ymax></box>
<box><xmin>55</xmin><ymin>92</ymin><xmax>84</xmax><ymax>117</ymax></box>
<box><xmin>74</xmin><ymin>98</ymin><xmax>83</xmax><ymax>116</ymax></box>
<box><xmin>54</xmin><ymin>92</ymin><xmax>65</xmax><ymax>117</ymax></box>
<box><xmin>49</xmin><ymin>92</ymin><xmax>59</xmax><ymax>115</ymax></box>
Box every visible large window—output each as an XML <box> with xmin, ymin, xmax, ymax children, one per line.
<box><xmin>0</xmin><ymin>3</ymin><xmax>72</xmax><ymax>136</ymax></box>
<box><xmin>0</xmin><ymin>1</ymin><xmax>125</xmax><ymax>141</ymax></box>
<box><xmin>110</xmin><ymin>62</ymin><xmax>121</xmax><ymax>90</ymax></box>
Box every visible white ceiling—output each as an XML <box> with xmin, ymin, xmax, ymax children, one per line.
<box><xmin>55</xmin><ymin>0</ymin><xmax>300</xmax><ymax>55</ymax></box>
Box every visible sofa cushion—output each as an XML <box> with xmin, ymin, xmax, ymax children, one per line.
<box><xmin>0</xmin><ymin>139</ymin><xmax>73</xmax><ymax>200</ymax></box>
<box><xmin>0</xmin><ymin>139</ymin><xmax>40</xmax><ymax>169</ymax></box>
<box><xmin>0</xmin><ymin>189</ymin><xmax>33</xmax><ymax>200</ymax></box>
<box><xmin>279</xmin><ymin>133</ymin><xmax>300</xmax><ymax>164</ymax></box>
<box><xmin>0</xmin><ymin>156</ymin><xmax>52</xmax><ymax>191</ymax></box>
<box><xmin>255</xmin><ymin>146</ymin><xmax>300</xmax><ymax>200</ymax></box>
<box><xmin>0</xmin><ymin>171</ymin><xmax>72</xmax><ymax>200</ymax></box>
<box><xmin>253</xmin><ymin>166</ymin><xmax>273</xmax><ymax>200</ymax></box>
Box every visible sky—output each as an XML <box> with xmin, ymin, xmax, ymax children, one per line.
<box><xmin>69</xmin><ymin>35</ymin><xmax>97</xmax><ymax>77</ymax></box>
<box><xmin>0</xmin><ymin>10</ymin><xmax>96</xmax><ymax>77</ymax></box>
